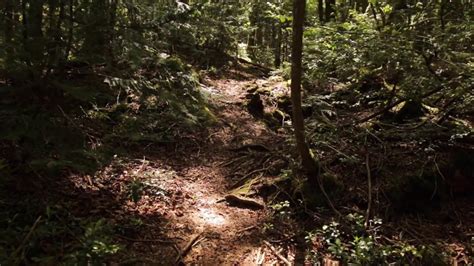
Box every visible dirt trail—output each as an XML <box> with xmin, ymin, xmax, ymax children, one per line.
<box><xmin>125</xmin><ymin>69</ymin><xmax>287</xmax><ymax>264</ymax></box>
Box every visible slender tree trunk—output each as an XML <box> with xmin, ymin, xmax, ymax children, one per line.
<box><xmin>64</xmin><ymin>0</ymin><xmax>73</xmax><ymax>62</ymax></box>
<box><xmin>274</xmin><ymin>22</ymin><xmax>282</xmax><ymax>68</ymax></box>
<box><xmin>4</xmin><ymin>0</ymin><xmax>14</xmax><ymax>68</ymax></box>
<box><xmin>21</xmin><ymin>0</ymin><xmax>33</xmax><ymax>70</ymax></box>
<box><xmin>107</xmin><ymin>0</ymin><xmax>118</xmax><ymax>66</ymax></box>
<box><xmin>27</xmin><ymin>0</ymin><xmax>45</xmax><ymax>69</ymax></box>
<box><xmin>318</xmin><ymin>0</ymin><xmax>324</xmax><ymax>23</ymax></box>
<box><xmin>291</xmin><ymin>0</ymin><xmax>319</xmax><ymax>181</ymax></box>
<box><xmin>324</xmin><ymin>0</ymin><xmax>335</xmax><ymax>21</ymax></box>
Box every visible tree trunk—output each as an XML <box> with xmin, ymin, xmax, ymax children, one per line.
<box><xmin>291</xmin><ymin>0</ymin><xmax>319</xmax><ymax>182</ymax></box>
<box><xmin>64</xmin><ymin>0</ymin><xmax>74</xmax><ymax>62</ymax></box>
<box><xmin>274</xmin><ymin>22</ymin><xmax>282</xmax><ymax>68</ymax></box>
<box><xmin>3</xmin><ymin>0</ymin><xmax>14</xmax><ymax>68</ymax></box>
<box><xmin>318</xmin><ymin>0</ymin><xmax>324</xmax><ymax>23</ymax></box>
<box><xmin>27</xmin><ymin>0</ymin><xmax>45</xmax><ymax>69</ymax></box>
<box><xmin>324</xmin><ymin>0</ymin><xmax>335</xmax><ymax>22</ymax></box>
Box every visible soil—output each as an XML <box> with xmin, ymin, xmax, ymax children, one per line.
<box><xmin>104</xmin><ymin>67</ymin><xmax>289</xmax><ymax>264</ymax></box>
<box><xmin>23</xmin><ymin>62</ymin><xmax>472</xmax><ymax>265</ymax></box>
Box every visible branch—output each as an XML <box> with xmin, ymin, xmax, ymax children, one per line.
<box><xmin>263</xmin><ymin>240</ymin><xmax>291</xmax><ymax>266</ymax></box>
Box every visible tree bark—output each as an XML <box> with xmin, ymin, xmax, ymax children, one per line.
<box><xmin>324</xmin><ymin>0</ymin><xmax>335</xmax><ymax>22</ymax></box>
<box><xmin>274</xmin><ymin>22</ymin><xmax>282</xmax><ymax>68</ymax></box>
<box><xmin>291</xmin><ymin>0</ymin><xmax>319</xmax><ymax>182</ymax></box>
<box><xmin>3</xmin><ymin>0</ymin><xmax>14</xmax><ymax>68</ymax></box>
<box><xmin>27</xmin><ymin>0</ymin><xmax>45</xmax><ymax>67</ymax></box>
<box><xmin>318</xmin><ymin>0</ymin><xmax>324</xmax><ymax>23</ymax></box>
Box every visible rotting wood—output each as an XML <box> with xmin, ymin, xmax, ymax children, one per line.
<box><xmin>223</xmin><ymin>194</ymin><xmax>265</xmax><ymax>209</ymax></box>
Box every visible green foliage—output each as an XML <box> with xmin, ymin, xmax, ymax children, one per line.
<box><xmin>305</xmin><ymin>213</ymin><xmax>433</xmax><ymax>265</ymax></box>
<box><xmin>304</xmin><ymin>6</ymin><xmax>472</xmax><ymax>107</ymax></box>
<box><xmin>65</xmin><ymin>219</ymin><xmax>121</xmax><ymax>265</ymax></box>
<box><xmin>0</xmin><ymin>203</ymin><xmax>120</xmax><ymax>265</ymax></box>
<box><xmin>127</xmin><ymin>179</ymin><xmax>145</xmax><ymax>204</ymax></box>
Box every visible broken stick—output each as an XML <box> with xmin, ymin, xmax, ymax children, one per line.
<box><xmin>175</xmin><ymin>232</ymin><xmax>206</xmax><ymax>264</ymax></box>
<box><xmin>263</xmin><ymin>240</ymin><xmax>291</xmax><ymax>266</ymax></box>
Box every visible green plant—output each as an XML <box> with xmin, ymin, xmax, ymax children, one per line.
<box><xmin>306</xmin><ymin>213</ymin><xmax>429</xmax><ymax>265</ymax></box>
<box><xmin>65</xmin><ymin>219</ymin><xmax>121</xmax><ymax>265</ymax></box>
<box><xmin>127</xmin><ymin>179</ymin><xmax>145</xmax><ymax>204</ymax></box>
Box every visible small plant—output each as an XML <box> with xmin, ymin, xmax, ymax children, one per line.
<box><xmin>127</xmin><ymin>179</ymin><xmax>145</xmax><ymax>203</ymax></box>
<box><xmin>306</xmin><ymin>213</ymin><xmax>427</xmax><ymax>265</ymax></box>
<box><xmin>270</xmin><ymin>200</ymin><xmax>291</xmax><ymax>218</ymax></box>
<box><xmin>66</xmin><ymin>219</ymin><xmax>121</xmax><ymax>265</ymax></box>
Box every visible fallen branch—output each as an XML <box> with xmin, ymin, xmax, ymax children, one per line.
<box><xmin>237</xmin><ymin>225</ymin><xmax>257</xmax><ymax>234</ymax></box>
<box><xmin>224</xmin><ymin>194</ymin><xmax>265</xmax><ymax>210</ymax></box>
<box><xmin>256</xmin><ymin>247</ymin><xmax>265</xmax><ymax>265</ymax></box>
<box><xmin>175</xmin><ymin>232</ymin><xmax>205</xmax><ymax>264</ymax></box>
<box><xmin>231</xmin><ymin>168</ymin><xmax>266</xmax><ymax>188</ymax></box>
<box><xmin>364</xmin><ymin>150</ymin><xmax>373</xmax><ymax>228</ymax></box>
<box><xmin>10</xmin><ymin>216</ymin><xmax>42</xmax><ymax>262</ymax></box>
<box><xmin>229</xmin><ymin>144</ymin><xmax>271</xmax><ymax>153</ymax></box>
<box><xmin>318</xmin><ymin>166</ymin><xmax>342</xmax><ymax>217</ymax></box>
<box><xmin>355</xmin><ymin>85</ymin><xmax>445</xmax><ymax>125</ymax></box>
<box><xmin>116</xmin><ymin>234</ymin><xmax>177</xmax><ymax>244</ymax></box>
<box><xmin>236</xmin><ymin>57</ymin><xmax>274</xmax><ymax>73</ymax></box>
<box><xmin>263</xmin><ymin>240</ymin><xmax>291</xmax><ymax>266</ymax></box>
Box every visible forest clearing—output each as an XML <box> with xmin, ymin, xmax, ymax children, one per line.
<box><xmin>0</xmin><ymin>0</ymin><xmax>472</xmax><ymax>265</ymax></box>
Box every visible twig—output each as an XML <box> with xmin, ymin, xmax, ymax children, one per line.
<box><xmin>229</xmin><ymin>144</ymin><xmax>271</xmax><ymax>153</ymax></box>
<box><xmin>364</xmin><ymin>150</ymin><xmax>373</xmax><ymax>228</ymax></box>
<box><xmin>263</xmin><ymin>240</ymin><xmax>291</xmax><ymax>266</ymax></box>
<box><xmin>57</xmin><ymin>105</ymin><xmax>95</xmax><ymax>142</ymax></box>
<box><xmin>237</xmin><ymin>225</ymin><xmax>257</xmax><ymax>234</ymax></box>
<box><xmin>116</xmin><ymin>234</ymin><xmax>177</xmax><ymax>244</ymax></box>
<box><xmin>318</xmin><ymin>165</ymin><xmax>342</xmax><ymax>217</ymax></box>
<box><xmin>354</xmin><ymin>85</ymin><xmax>445</xmax><ymax>125</ymax></box>
<box><xmin>256</xmin><ymin>247</ymin><xmax>265</xmax><ymax>265</ymax></box>
<box><xmin>231</xmin><ymin>168</ymin><xmax>266</xmax><ymax>188</ymax></box>
<box><xmin>10</xmin><ymin>216</ymin><xmax>42</xmax><ymax>261</ymax></box>
<box><xmin>175</xmin><ymin>232</ymin><xmax>205</xmax><ymax>264</ymax></box>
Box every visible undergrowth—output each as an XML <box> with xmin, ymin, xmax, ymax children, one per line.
<box><xmin>0</xmin><ymin>54</ymin><xmax>214</xmax><ymax>264</ymax></box>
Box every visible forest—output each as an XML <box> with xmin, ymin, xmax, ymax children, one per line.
<box><xmin>0</xmin><ymin>0</ymin><xmax>472</xmax><ymax>264</ymax></box>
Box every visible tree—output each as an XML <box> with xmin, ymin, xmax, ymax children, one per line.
<box><xmin>290</xmin><ymin>0</ymin><xmax>319</xmax><ymax>184</ymax></box>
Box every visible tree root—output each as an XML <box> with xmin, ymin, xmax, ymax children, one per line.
<box><xmin>222</xmin><ymin>194</ymin><xmax>265</xmax><ymax>210</ymax></box>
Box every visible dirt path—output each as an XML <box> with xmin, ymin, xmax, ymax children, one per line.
<box><xmin>120</xmin><ymin>69</ymin><xmax>288</xmax><ymax>264</ymax></box>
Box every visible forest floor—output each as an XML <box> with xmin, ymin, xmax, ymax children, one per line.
<box><xmin>99</xmin><ymin>66</ymin><xmax>290</xmax><ymax>264</ymax></box>
<box><xmin>3</xmin><ymin>61</ymin><xmax>472</xmax><ymax>265</ymax></box>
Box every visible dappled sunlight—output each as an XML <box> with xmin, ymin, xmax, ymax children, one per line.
<box><xmin>193</xmin><ymin>207</ymin><xmax>227</xmax><ymax>227</ymax></box>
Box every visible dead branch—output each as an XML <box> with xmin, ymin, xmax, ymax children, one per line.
<box><xmin>263</xmin><ymin>240</ymin><xmax>291</xmax><ymax>266</ymax></box>
<box><xmin>318</xmin><ymin>166</ymin><xmax>342</xmax><ymax>217</ymax></box>
<box><xmin>231</xmin><ymin>168</ymin><xmax>266</xmax><ymax>188</ymax></box>
<box><xmin>116</xmin><ymin>234</ymin><xmax>177</xmax><ymax>245</ymax></box>
<box><xmin>256</xmin><ymin>247</ymin><xmax>265</xmax><ymax>265</ymax></box>
<box><xmin>355</xmin><ymin>85</ymin><xmax>445</xmax><ymax>125</ymax></box>
<box><xmin>175</xmin><ymin>232</ymin><xmax>205</xmax><ymax>264</ymax></box>
<box><xmin>10</xmin><ymin>216</ymin><xmax>42</xmax><ymax>262</ymax></box>
<box><xmin>364</xmin><ymin>151</ymin><xmax>373</xmax><ymax>228</ymax></box>
<box><xmin>224</xmin><ymin>194</ymin><xmax>265</xmax><ymax>209</ymax></box>
<box><xmin>237</xmin><ymin>225</ymin><xmax>257</xmax><ymax>234</ymax></box>
<box><xmin>229</xmin><ymin>143</ymin><xmax>271</xmax><ymax>153</ymax></box>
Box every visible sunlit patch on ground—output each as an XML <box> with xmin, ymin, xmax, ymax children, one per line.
<box><xmin>193</xmin><ymin>207</ymin><xmax>227</xmax><ymax>227</ymax></box>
